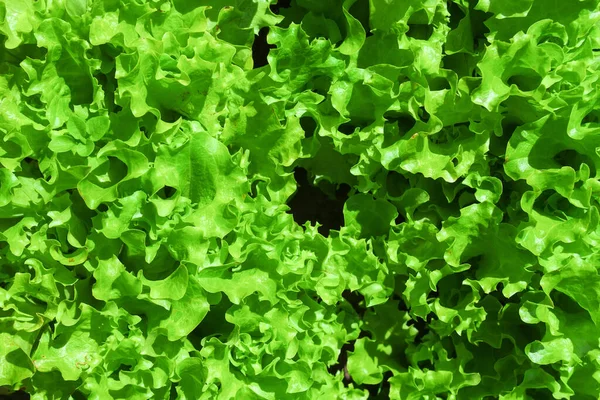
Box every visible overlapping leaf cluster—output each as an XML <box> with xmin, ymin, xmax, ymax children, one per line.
<box><xmin>1</xmin><ymin>0</ymin><xmax>600</xmax><ymax>398</ymax></box>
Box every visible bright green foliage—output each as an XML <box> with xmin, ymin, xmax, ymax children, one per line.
<box><xmin>1</xmin><ymin>0</ymin><xmax>600</xmax><ymax>399</ymax></box>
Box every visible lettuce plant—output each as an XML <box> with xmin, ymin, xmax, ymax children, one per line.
<box><xmin>1</xmin><ymin>0</ymin><xmax>600</xmax><ymax>399</ymax></box>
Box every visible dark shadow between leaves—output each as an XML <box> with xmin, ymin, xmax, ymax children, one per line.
<box><xmin>348</xmin><ymin>0</ymin><xmax>373</xmax><ymax>37</ymax></box>
<box><xmin>553</xmin><ymin>149</ymin><xmax>596</xmax><ymax>176</ymax></box>
<box><xmin>385</xmin><ymin>171</ymin><xmax>410</xmax><ymax>198</ymax></box>
<box><xmin>252</xmin><ymin>27</ymin><xmax>275</xmax><ymax>69</ymax></box>
<box><xmin>157</xmin><ymin>185</ymin><xmax>177</xmax><ymax>199</ymax></box>
<box><xmin>287</xmin><ymin>167</ymin><xmax>350</xmax><ymax>235</ymax></box>
<box><xmin>342</xmin><ymin>290</ymin><xmax>367</xmax><ymax>317</ymax></box>
<box><xmin>447</xmin><ymin>1</ymin><xmax>466</xmax><ymax>30</ymax></box>
<box><xmin>300</xmin><ymin>115</ymin><xmax>318</xmax><ymax>138</ymax></box>
<box><xmin>385</xmin><ymin>111</ymin><xmax>417</xmax><ymax>133</ymax></box>
<box><xmin>338</xmin><ymin>116</ymin><xmax>375</xmax><ymax>135</ymax></box>
<box><xmin>491</xmin><ymin>283</ymin><xmax>520</xmax><ymax>306</ymax></box>
<box><xmin>406</xmin><ymin>10</ymin><xmax>434</xmax><ymax>40</ymax></box>
<box><xmin>582</xmin><ymin>109</ymin><xmax>600</xmax><ymax>125</ymax></box>
<box><xmin>160</xmin><ymin>108</ymin><xmax>185</xmax><ymax>123</ymax></box>
<box><xmin>427</xmin><ymin>76</ymin><xmax>451</xmax><ymax>91</ymax></box>
<box><xmin>188</xmin><ymin>297</ymin><xmax>233</xmax><ymax>345</ymax></box>
<box><xmin>442</xmin><ymin>52</ymin><xmax>478</xmax><ymax>77</ymax></box>
<box><xmin>86</xmin><ymin>157</ymin><xmax>128</xmax><ymax>189</ymax></box>
<box><xmin>0</xmin><ymin>39</ymin><xmax>47</xmax><ymax>65</ymax></box>
<box><xmin>505</xmin><ymin>68</ymin><xmax>543</xmax><ymax>92</ymax></box>
<box><xmin>469</xmin><ymin>8</ymin><xmax>492</xmax><ymax>51</ymax></box>
<box><xmin>435</xmin><ymin>263</ymin><xmax>479</xmax><ymax>309</ymax></box>
<box><xmin>382</xmin><ymin>112</ymin><xmax>417</xmax><ymax>148</ymax></box>
<box><xmin>327</xmin><ymin>330</ymin><xmax>373</xmax><ymax>384</ymax></box>
<box><xmin>0</xmin><ymin>388</ymin><xmax>31</xmax><ymax>399</ymax></box>
<box><xmin>269</xmin><ymin>0</ymin><xmax>291</xmax><ymax>14</ymax></box>
<box><xmin>17</xmin><ymin>158</ymin><xmax>43</xmax><ymax>180</ymax></box>
<box><xmin>406</xmin><ymin>312</ymin><xmax>437</xmax><ymax>344</ymax></box>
